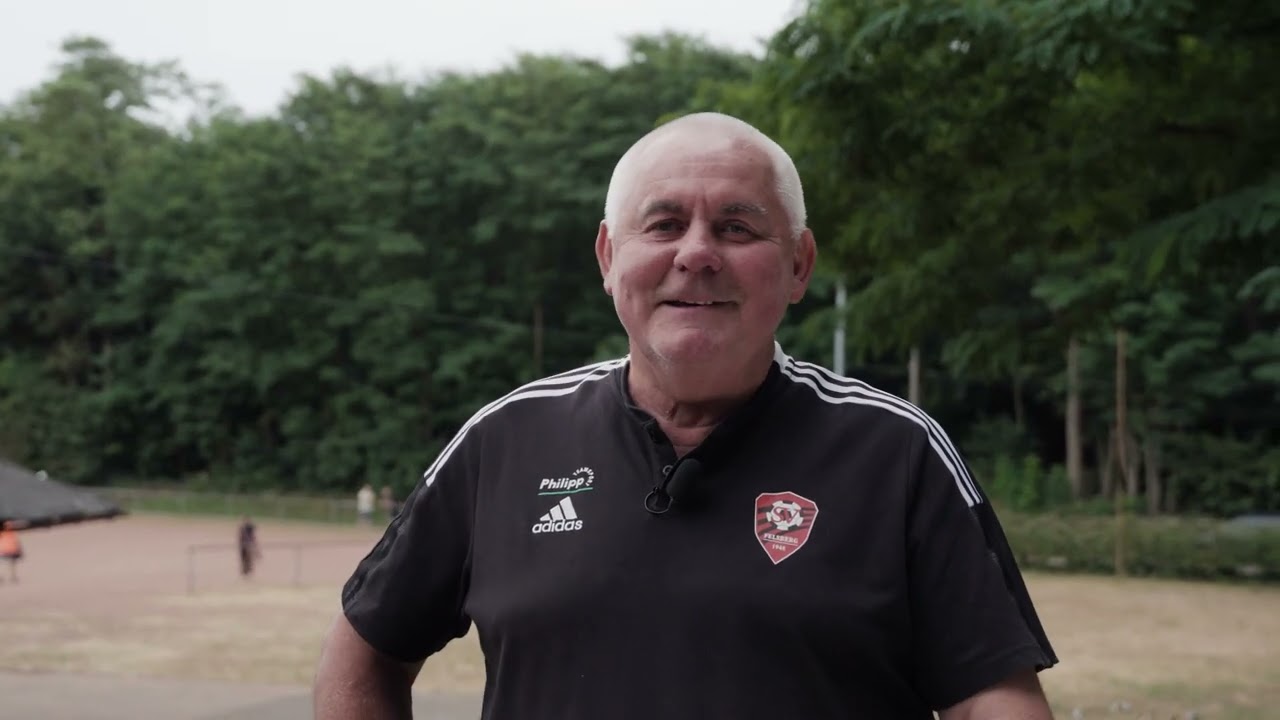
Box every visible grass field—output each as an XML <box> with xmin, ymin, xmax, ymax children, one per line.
<box><xmin>1</xmin><ymin>514</ymin><xmax>1276</xmax><ymax>718</ymax></box>
<box><xmin>97</xmin><ymin>486</ymin><xmax>363</xmax><ymax>524</ymax></box>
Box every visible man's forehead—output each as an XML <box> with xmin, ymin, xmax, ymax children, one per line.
<box><xmin>627</xmin><ymin>148</ymin><xmax>775</xmax><ymax>196</ymax></box>
<box><xmin>625</xmin><ymin>167</ymin><xmax>781</xmax><ymax>222</ymax></box>
<box><xmin>638</xmin><ymin>198</ymin><xmax>770</xmax><ymax>218</ymax></box>
<box><xmin>635</xmin><ymin>135</ymin><xmax>772</xmax><ymax>170</ymax></box>
<box><xmin>612</xmin><ymin>129</ymin><xmax>786</xmax><ymax>225</ymax></box>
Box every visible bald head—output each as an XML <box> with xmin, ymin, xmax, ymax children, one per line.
<box><xmin>603</xmin><ymin>113</ymin><xmax>807</xmax><ymax>240</ymax></box>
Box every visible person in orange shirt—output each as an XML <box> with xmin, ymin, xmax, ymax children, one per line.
<box><xmin>0</xmin><ymin>521</ymin><xmax>23</xmax><ymax>583</ymax></box>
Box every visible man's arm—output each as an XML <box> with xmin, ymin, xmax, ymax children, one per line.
<box><xmin>313</xmin><ymin>613</ymin><xmax>426</xmax><ymax>720</ymax></box>
<box><xmin>316</xmin><ymin>416</ymin><xmax>481</xmax><ymax>718</ymax></box>
<box><xmin>900</xmin><ymin>420</ymin><xmax>1058</xmax><ymax>712</ymax></box>
<box><xmin>938</xmin><ymin>668</ymin><xmax>1053</xmax><ymax>720</ymax></box>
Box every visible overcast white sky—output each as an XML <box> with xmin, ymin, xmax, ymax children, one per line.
<box><xmin>2</xmin><ymin>0</ymin><xmax>803</xmax><ymax>115</ymax></box>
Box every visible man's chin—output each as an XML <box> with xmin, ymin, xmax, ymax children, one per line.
<box><xmin>644</xmin><ymin>331</ymin><xmax>736</xmax><ymax>365</ymax></box>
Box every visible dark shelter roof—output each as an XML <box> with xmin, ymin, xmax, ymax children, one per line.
<box><xmin>0</xmin><ymin>458</ymin><xmax>125</xmax><ymax>529</ymax></box>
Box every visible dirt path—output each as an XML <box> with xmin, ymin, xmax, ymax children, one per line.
<box><xmin>0</xmin><ymin>671</ymin><xmax>481</xmax><ymax>720</ymax></box>
<box><xmin>2</xmin><ymin>514</ymin><xmax>1276</xmax><ymax>718</ymax></box>
<box><xmin>0</xmin><ymin>513</ymin><xmax>383</xmax><ymax>617</ymax></box>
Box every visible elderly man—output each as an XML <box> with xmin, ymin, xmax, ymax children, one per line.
<box><xmin>313</xmin><ymin>112</ymin><xmax>1058</xmax><ymax>719</ymax></box>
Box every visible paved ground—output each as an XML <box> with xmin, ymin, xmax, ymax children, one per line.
<box><xmin>0</xmin><ymin>513</ymin><xmax>386</xmax><ymax>616</ymax></box>
<box><xmin>0</xmin><ymin>671</ymin><xmax>482</xmax><ymax>720</ymax></box>
<box><xmin>5</xmin><ymin>513</ymin><xmax>1278</xmax><ymax>718</ymax></box>
<box><xmin>0</xmin><ymin>514</ymin><xmax>485</xmax><ymax>719</ymax></box>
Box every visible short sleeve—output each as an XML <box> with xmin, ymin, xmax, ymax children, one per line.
<box><xmin>905</xmin><ymin>425</ymin><xmax>1058</xmax><ymax>710</ymax></box>
<box><xmin>340</xmin><ymin>428</ymin><xmax>479</xmax><ymax>663</ymax></box>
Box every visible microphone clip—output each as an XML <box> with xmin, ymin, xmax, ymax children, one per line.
<box><xmin>643</xmin><ymin>457</ymin><xmax>703</xmax><ymax>516</ymax></box>
<box><xmin>644</xmin><ymin>487</ymin><xmax>673</xmax><ymax>515</ymax></box>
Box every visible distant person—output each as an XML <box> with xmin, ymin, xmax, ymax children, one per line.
<box><xmin>0</xmin><ymin>521</ymin><xmax>23</xmax><ymax>584</ymax></box>
<box><xmin>378</xmin><ymin>485</ymin><xmax>397</xmax><ymax>521</ymax></box>
<box><xmin>237</xmin><ymin>516</ymin><xmax>260</xmax><ymax>578</ymax></box>
<box><xmin>356</xmin><ymin>484</ymin><xmax>376</xmax><ymax>526</ymax></box>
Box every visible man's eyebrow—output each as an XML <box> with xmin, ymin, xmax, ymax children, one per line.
<box><xmin>640</xmin><ymin>200</ymin><xmax>685</xmax><ymax>219</ymax></box>
<box><xmin>720</xmin><ymin>202</ymin><xmax>769</xmax><ymax>217</ymax></box>
<box><xmin>637</xmin><ymin>200</ymin><xmax>768</xmax><ymax>221</ymax></box>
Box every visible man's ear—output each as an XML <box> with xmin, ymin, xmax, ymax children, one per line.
<box><xmin>595</xmin><ymin>221</ymin><xmax>614</xmax><ymax>296</ymax></box>
<box><xmin>789</xmin><ymin>228</ymin><xmax>817</xmax><ymax>304</ymax></box>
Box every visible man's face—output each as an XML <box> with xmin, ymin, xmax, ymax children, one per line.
<box><xmin>596</xmin><ymin>132</ymin><xmax>815</xmax><ymax>369</ymax></box>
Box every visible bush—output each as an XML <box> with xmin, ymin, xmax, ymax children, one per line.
<box><xmin>1163</xmin><ymin>434</ymin><xmax>1280</xmax><ymax>517</ymax></box>
<box><xmin>964</xmin><ymin>417</ymin><xmax>1038</xmax><ymax>467</ymax></box>
<box><xmin>1000</xmin><ymin>509</ymin><xmax>1280</xmax><ymax>582</ymax></box>
<box><xmin>982</xmin><ymin>453</ymin><xmax>1073</xmax><ymax>513</ymax></box>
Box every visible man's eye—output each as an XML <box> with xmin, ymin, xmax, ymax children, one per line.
<box><xmin>652</xmin><ymin>220</ymin><xmax>682</xmax><ymax>233</ymax></box>
<box><xmin>724</xmin><ymin>222</ymin><xmax>752</xmax><ymax>235</ymax></box>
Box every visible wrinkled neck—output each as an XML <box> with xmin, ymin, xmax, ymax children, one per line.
<box><xmin>625</xmin><ymin>345</ymin><xmax>774</xmax><ymax>453</ymax></box>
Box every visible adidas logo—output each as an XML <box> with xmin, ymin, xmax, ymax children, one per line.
<box><xmin>531</xmin><ymin>497</ymin><xmax>583</xmax><ymax>534</ymax></box>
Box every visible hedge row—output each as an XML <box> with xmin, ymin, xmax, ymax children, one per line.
<box><xmin>103</xmin><ymin>486</ymin><xmax>1279</xmax><ymax>583</ymax></box>
<box><xmin>1000</xmin><ymin>509</ymin><xmax>1280</xmax><ymax>582</ymax></box>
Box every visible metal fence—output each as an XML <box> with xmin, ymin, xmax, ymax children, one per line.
<box><xmin>183</xmin><ymin>539</ymin><xmax>372</xmax><ymax>594</ymax></box>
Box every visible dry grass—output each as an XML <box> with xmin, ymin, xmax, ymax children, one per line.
<box><xmin>0</xmin><ymin>584</ymin><xmax>487</xmax><ymax>692</ymax></box>
<box><xmin>3</xmin><ymin>573</ymin><xmax>1277</xmax><ymax>717</ymax></box>
<box><xmin>1</xmin><ymin>516</ymin><xmax>1276</xmax><ymax>718</ymax></box>
<box><xmin>1031</xmin><ymin>573</ymin><xmax>1280</xmax><ymax>718</ymax></box>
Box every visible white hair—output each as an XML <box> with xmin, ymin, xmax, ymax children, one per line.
<box><xmin>603</xmin><ymin>112</ymin><xmax>807</xmax><ymax>240</ymax></box>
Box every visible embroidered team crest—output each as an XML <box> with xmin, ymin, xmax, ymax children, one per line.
<box><xmin>754</xmin><ymin>492</ymin><xmax>819</xmax><ymax>565</ymax></box>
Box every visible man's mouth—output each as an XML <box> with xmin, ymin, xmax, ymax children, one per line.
<box><xmin>662</xmin><ymin>300</ymin><xmax>730</xmax><ymax>308</ymax></box>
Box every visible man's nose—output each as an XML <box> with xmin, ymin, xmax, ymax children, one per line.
<box><xmin>673</xmin><ymin>224</ymin><xmax>722</xmax><ymax>273</ymax></box>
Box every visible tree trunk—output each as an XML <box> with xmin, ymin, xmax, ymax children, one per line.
<box><xmin>532</xmin><ymin>299</ymin><xmax>544</xmax><ymax>378</ymax></box>
<box><xmin>1066</xmin><ymin>336</ymin><xmax>1083</xmax><ymax>499</ymax></box>
<box><xmin>102</xmin><ymin>336</ymin><xmax>113</xmax><ymax>388</ymax></box>
<box><xmin>1100</xmin><ymin>429</ymin><xmax>1115</xmax><ymax>499</ymax></box>
<box><xmin>1144</xmin><ymin>434</ymin><xmax>1162</xmax><ymax>515</ymax></box>
<box><xmin>908</xmin><ymin>345</ymin><xmax>921</xmax><ymax>406</ymax></box>
<box><xmin>1164</xmin><ymin>473</ymin><xmax>1178</xmax><ymax>513</ymax></box>
<box><xmin>1013</xmin><ymin>372</ymin><xmax>1026</xmax><ymax>429</ymax></box>
<box><xmin>1114</xmin><ymin>328</ymin><xmax>1130</xmax><ymax>577</ymax></box>
<box><xmin>1125</xmin><ymin>431</ymin><xmax>1141</xmax><ymax>500</ymax></box>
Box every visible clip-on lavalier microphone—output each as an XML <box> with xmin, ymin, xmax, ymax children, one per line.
<box><xmin>644</xmin><ymin>457</ymin><xmax>704</xmax><ymax>516</ymax></box>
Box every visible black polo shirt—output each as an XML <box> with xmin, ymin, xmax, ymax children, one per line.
<box><xmin>341</xmin><ymin>343</ymin><xmax>1057</xmax><ymax>719</ymax></box>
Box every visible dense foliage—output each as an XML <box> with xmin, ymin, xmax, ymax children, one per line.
<box><xmin>743</xmin><ymin>0</ymin><xmax>1279</xmax><ymax>516</ymax></box>
<box><xmin>1</xmin><ymin>5</ymin><xmax>1275</xmax><ymax>516</ymax></box>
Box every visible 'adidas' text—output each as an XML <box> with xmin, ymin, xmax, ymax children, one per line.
<box><xmin>532</xmin><ymin>497</ymin><xmax>582</xmax><ymax>534</ymax></box>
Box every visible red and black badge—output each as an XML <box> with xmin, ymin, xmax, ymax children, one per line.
<box><xmin>754</xmin><ymin>491</ymin><xmax>819</xmax><ymax>565</ymax></box>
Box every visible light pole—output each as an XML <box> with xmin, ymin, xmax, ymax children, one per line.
<box><xmin>833</xmin><ymin>277</ymin><xmax>846</xmax><ymax>375</ymax></box>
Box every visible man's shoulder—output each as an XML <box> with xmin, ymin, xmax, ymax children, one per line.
<box><xmin>775</xmin><ymin>353</ymin><xmax>983</xmax><ymax>504</ymax></box>
<box><xmin>464</xmin><ymin>357</ymin><xmax>625</xmax><ymax>431</ymax></box>
<box><xmin>417</xmin><ymin>359</ymin><xmax>624</xmax><ymax>488</ymax></box>
<box><xmin>774</xmin><ymin>355</ymin><xmax>938</xmax><ymax>438</ymax></box>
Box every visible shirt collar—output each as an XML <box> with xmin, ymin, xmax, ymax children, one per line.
<box><xmin>610</xmin><ymin>341</ymin><xmax>790</xmax><ymax>461</ymax></box>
